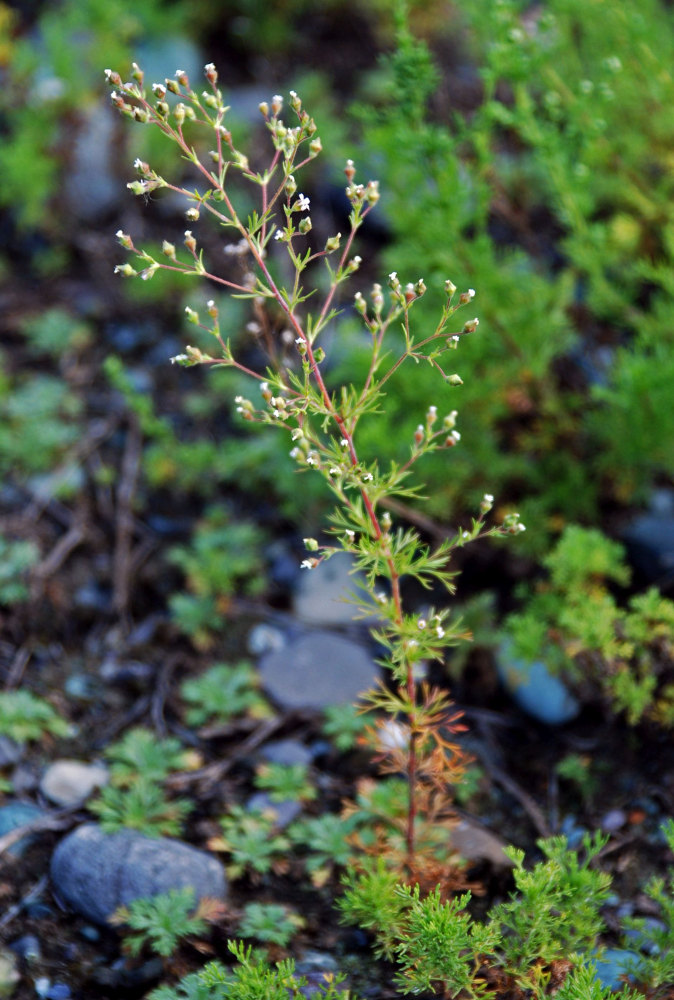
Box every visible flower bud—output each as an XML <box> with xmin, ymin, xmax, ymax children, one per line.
<box><xmin>459</xmin><ymin>288</ymin><xmax>476</xmax><ymax>305</ymax></box>
<box><xmin>344</xmin><ymin>159</ymin><xmax>356</xmax><ymax>182</ymax></box>
<box><xmin>325</xmin><ymin>233</ymin><xmax>341</xmax><ymax>253</ymax></box>
<box><xmin>204</xmin><ymin>62</ymin><xmax>218</xmax><ymax>86</ymax></box>
<box><xmin>184</xmin><ymin>306</ymin><xmax>199</xmax><ymax>324</ymax></box>
<box><xmin>299</xmin><ymin>217</ymin><xmax>312</xmax><ymax>235</ymax></box>
<box><xmin>184</xmin><ymin>231</ymin><xmax>197</xmax><ymax>253</ymax></box>
<box><xmin>104</xmin><ymin>69</ymin><xmax>122</xmax><ymax>87</ymax></box>
<box><xmin>414</xmin><ymin>278</ymin><xmax>426</xmax><ymax>297</ymax></box>
<box><xmin>174</xmin><ymin>103</ymin><xmax>186</xmax><ymax>127</ymax></box>
<box><xmin>303</xmin><ymin>537</ymin><xmax>319</xmax><ymax>552</ymax></box>
<box><xmin>165</xmin><ymin>78</ymin><xmax>180</xmax><ymax>94</ymax></box>
<box><xmin>285</xmin><ymin>174</ymin><xmax>297</xmax><ymax>198</ymax></box>
<box><xmin>462</xmin><ymin>318</ymin><xmax>479</xmax><ymax>333</ymax></box>
<box><xmin>206</xmin><ymin>299</ymin><xmax>218</xmax><ymax>319</ymax></box>
<box><xmin>443</xmin><ymin>410</ymin><xmax>458</xmax><ymax>429</ymax></box>
<box><xmin>445</xmin><ymin>430</ymin><xmax>461</xmax><ymax>446</ymax></box>
<box><xmin>115</xmin><ymin>230</ymin><xmax>133</xmax><ymax>249</ymax></box>
<box><xmin>480</xmin><ymin>493</ymin><xmax>494</xmax><ymax>514</ymax></box>
<box><xmin>365</xmin><ymin>180</ymin><xmax>380</xmax><ymax>204</ymax></box>
<box><xmin>155</xmin><ymin>101</ymin><xmax>169</xmax><ymax>118</ymax></box>
<box><xmin>131</xmin><ymin>62</ymin><xmax>144</xmax><ymax>85</ymax></box>
<box><xmin>186</xmin><ymin>206</ymin><xmax>200</xmax><ymax>221</ymax></box>
<box><xmin>271</xmin><ymin>94</ymin><xmax>283</xmax><ymax>115</ymax></box>
<box><xmin>414</xmin><ymin>424</ymin><xmax>424</xmax><ymax>445</ymax></box>
<box><xmin>309</xmin><ymin>137</ymin><xmax>322</xmax><ymax>157</ymax></box>
<box><xmin>259</xmin><ymin>101</ymin><xmax>269</xmax><ymax>117</ymax></box>
<box><xmin>446</xmin><ymin>373</ymin><xmax>464</xmax><ymax>386</ymax></box>
<box><xmin>354</xmin><ymin>291</ymin><xmax>367</xmax><ymax>316</ymax></box>
<box><xmin>152</xmin><ymin>82</ymin><xmax>167</xmax><ymax>98</ymax></box>
<box><xmin>404</xmin><ymin>283</ymin><xmax>416</xmax><ymax>304</ymax></box>
<box><xmin>114</xmin><ymin>263</ymin><xmax>137</xmax><ymax>277</ymax></box>
<box><xmin>346</xmin><ymin>256</ymin><xmax>362</xmax><ymax>274</ymax></box>
<box><xmin>289</xmin><ymin>90</ymin><xmax>302</xmax><ymax>112</ymax></box>
<box><xmin>444</xmin><ymin>279</ymin><xmax>457</xmax><ymax>297</ymax></box>
<box><xmin>161</xmin><ymin>240</ymin><xmax>177</xmax><ymax>260</ymax></box>
<box><xmin>175</xmin><ymin>69</ymin><xmax>189</xmax><ymax>87</ymax></box>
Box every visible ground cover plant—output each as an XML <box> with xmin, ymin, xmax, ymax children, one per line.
<box><xmin>1</xmin><ymin>3</ymin><xmax>674</xmax><ymax>999</ymax></box>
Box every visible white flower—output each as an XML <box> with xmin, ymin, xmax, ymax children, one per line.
<box><xmin>274</xmin><ymin>230</ymin><xmax>283</xmax><ymax>240</ymax></box>
<box><xmin>389</xmin><ymin>271</ymin><xmax>397</xmax><ymax>281</ymax></box>
<box><xmin>297</xmin><ymin>193</ymin><xmax>310</xmax><ymax>212</ymax></box>
<box><xmin>340</xmin><ymin>438</ymin><xmax>349</xmax><ymax>448</ymax></box>
<box><xmin>362</xmin><ymin>472</ymin><xmax>373</xmax><ymax>481</ymax></box>
<box><xmin>417</xmin><ymin>619</ymin><xmax>427</xmax><ymax>629</ymax></box>
<box><xmin>484</xmin><ymin>493</ymin><xmax>494</xmax><ymax>503</ymax></box>
<box><xmin>468</xmin><ymin>288</ymin><xmax>475</xmax><ymax>298</ymax></box>
<box><xmin>170</xmin><ymin>354</ymin><xmax>188</xmax><ymax>365</ymax></box>
<box><xmin>329</xmin><ymin>467</ymin><xmax>340</xmax><ymax>476</ymax></box>
<box><xmin>300</xmin><ymin>559</ymin><xmax>315</xmax><ymax>569</ymax></box>
<box><xmin>436</xmin><ymin>626</ymin><xmax>445</xmax><ymax>638</ymax></box>
<box><xmin>133</xmin><ymin>158</ymin><xmax>143</xmax><ymax>169</ymax></box>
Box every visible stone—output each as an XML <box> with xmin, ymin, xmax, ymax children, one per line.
<box><xmin>496</xmin><ymin>643</ymin><xmax>581</xmax><ymax>725</ymax></box>
<box><xmin>0</xmin><ymin>802</ymin><xmax>47</xmax><ymax>858</ymax></box>
<box><xmin>247</xmin><ymin>623</ymin><xmax>286</xmax><ymax>656</ymax></box>
<box><xmin>293</xmin><ymin>552</ymin><xmax>371</xmax><ymax>625</ymax></box>
<box><xmin>600</xmin><ymin>808</ymin><xmax>627</xmax><ymax>833</ymax></box>
<box><xmin>590</xmin><ymin>948</ymin><xmax>639</xmax><ymax>989</ymax></box>
<box><xmin>258</xmin><ymin>632</ymin><xmax>378</xmax><ymax>710</ymax></box>
<box><xmin>50</xmin><ymin>823</ymin><xmax>227</xmax><ymax>925</ymax></box>
<box><xmin>449</xmin><ymin>819</ymin><xmax>513</xmax><ymax>869</ymax></box>
<box><xmin>259</xmin><ymin>739</ymin><xmax>313</xmax><ymax>767</ymax></box>
<box><xmin>40</xmin><ymin>760</ymin><xmax>109</xmax><ymax>808</ymax></box>
<box><xmin>0</xmin><ymin>736</ymin><xmax>22</xmax><ymax>767</ymax></box>
<box><xmin>246</xmin><ymin>793</ymin><xmax>302</xmax><ymax>829</ymax></box>
<box><xmin>622</xmin><ymin>513</ymin><xmax>674</xmax><ymax>587</ymax></box>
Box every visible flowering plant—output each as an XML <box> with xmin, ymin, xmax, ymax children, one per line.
<box><xmin>106</xmin><ymin>61</ymin><xmax>524</xmax><ymax>882</ymax></box>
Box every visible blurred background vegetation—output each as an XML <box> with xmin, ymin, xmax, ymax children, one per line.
<box><xmin>2</xmin><ymin>0</ymin><xmax>673</xmax><ymax>701</ymax></box>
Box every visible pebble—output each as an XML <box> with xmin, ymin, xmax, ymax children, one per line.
<box><xmin>259</xmin><ymin>739</ymin><xmax>313</xmax><ymax>766</ymax></box>
<box><xmin>247</xmin><ymin>623</ymin><xmax>286</xmax><ymax>656</ymax></box>
<box><xmin>496</xmin><ymin>643</ymin><xmax>581</xmax><ymax>725</ymax></box>
<box><xmin>293</xmin><ymin>552</ymin><xmax>372</xmax><ymax>626</ymax></box>
<box><xmin>622</xmin><ymin>513</ymin><xmax>674</xmax><ymax>587</ymax></box>
<box><xmin>0</xmin><ymin>801</ymin><xmax>47</xmax><ymax>858</ymax></box>
<box><xmin>50</xmin><ymin>823</ymin><xmax>227</xmax><ymax>925</ymax></box>
<box><xmin>246</xmin><ymin>793</ymin><xmax>302</xmax><ymax>829</ymax></box>
<box><xmin>40</xmin><ymin>760</ymin><xmax>109</xmax><ymax>808</ymax></box>
<box><xmin>590</xmin><ymin>948</ymin><xmax>639</xmax><ymax>989</ymax></box>
<box><xmin>449</xmin><ymin>819</ymin><xmax>513</xmax><ymax>870</ymax></box>
<box><xmin>8</xmin><ymin>934</ymin><xmax>40</xmax><ymax>961</ymax></box>
<box><xmin>0</xmin><ymin>736</ymin><xmax>22</xmax><ymax>767</ymax></box>
<box><xmin>600</xmin><ymin>808</ymin><xmax>627</xmax><ymax>833</ymax></box>
<box><xmin>258</xmin><ymin>632</ymin><xmax>379</xmax><ymax>710</ymax></box>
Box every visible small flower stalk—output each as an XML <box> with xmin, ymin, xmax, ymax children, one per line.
<box><xmin>108</xmin><ymin>63</ymin><xmax>524</xmax><ymax>886</ymax></box>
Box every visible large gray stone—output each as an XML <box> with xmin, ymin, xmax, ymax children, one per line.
<box><xmin>293</xmin><ymin>552</ymin><xmax>372</xmax><ymax>625</ymax></box>
<box><xmin>50</xmin><ymin>824</ymin><xmax>226</xmax><ymax>925</ymax></box>
<box><xmin>258</xmin><ymin>632</ymin><xmax>378</xmax><ymax>710</ymax></box>
<box><xmin>496</xmin><ymin>643</ymin><xmax>580</xmax><ymax>726</ymax></box>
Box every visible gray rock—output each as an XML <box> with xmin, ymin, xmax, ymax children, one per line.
<box><xmin>0</xmin><ymin>802</ymin><xmax>47</xmax><ymax>858</ymax></box>
<box><xmin>246</xmin><ymin>793</ymin><xmax>302</xmax><ymax>829</ymax></box>
<box><xmin>258</xmin><ymin>632</ymin><xmax>378</xmax><ymax>710</ymax></box>
<box><xmin>259</xmin><ymin>739</ymin><xmax>313</xmax><ymax>766</ymax></box>
<box><xmin>600</xmin><ymin>808</ymin><xmax>627</xmax><ymax>833</ymax></box>
<box><xmin>40</xmin><ymin>760</ymin><xmax>109</xmax><ymax>808</ymax></box>
<box><xmin>496</xmin><ymin>643</ymin><xmax>580</xmax><ymax>725</ymax></box>
<box><xmin>623</xmin><ymin>513</ymin><xmax>674</xmax><ymax>586</ymax></box>
<box><xmin>449</xmin><ymin>819</ymin><xmax>513</xmax><ymax>869</ymax></box>
<box><xmin>293</xmin><ymin>552</ymin><xmax>372</xmax><ymax>626</ymax></box>
<box><xmin>590</xmin><ymin>948</ymin><xmax>639</xmax><ymax>989</ymax></box>
<box><xmin>0</xmin><ymin>736</ymin><xmax>22</xmax><ymax>767</ymax></box>
<box><xmin>247</xmin><ymin>623</ymin><xmax>286</xmax><ymax>656</ymax></box>
<box><xmin>50</xmin><ymin>823</ymin><xmax>227</xmax><ymax>925</ymax></box>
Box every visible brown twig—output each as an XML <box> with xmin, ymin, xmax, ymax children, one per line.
<box><xmin>112</xmin><ymin>417</ymin><xmax>142</xmax><ymax>618</ymax></box>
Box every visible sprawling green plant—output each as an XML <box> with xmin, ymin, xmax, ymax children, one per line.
<box><xmin>0</xmin><ymin>690</ymin><xmax>69</xmax><ymax>743</ymax></box>
<box><xmin>111</xmin><ymin>886</ymin><xmax>219</xmax><ymax>958</ymax></box>
<box><xmin>503</xmin><ymin>525</ymin><xmax>674</xmax><ymax>724</ymax></box>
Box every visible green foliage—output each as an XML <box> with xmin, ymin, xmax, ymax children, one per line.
<box><xmin>215</xmin><ymin>806</ymin><xmax>291</xmax><ymax>880</ymax></box>
<box><xmin>238</xmin><ymin>902</ymin><xmax>303</xmax><ymax>947</ymax></box>
<box><xmin>168</xmin><ymin>506</ymin><xmax>268</xmax><ymax>646</ymax></box>
<box><xmin>89</xmin><ymin>777</ymin><xmax>193</xmax><ymax>838</ymax></box>
<box><xmin>0</xmin><ymin>358</ymin><xmax>82</xmax><ymax>482</ymax></box>
<box><xmin>322</xmin><ymin>702</ymin><xmax>372</xmax><ymax>752</ymax></box>
<box><xmin>112</xmin><ymin>887</ymin><xmax>209</xmax><ymax>958</ymax></box>
<box><xmin>0</xmin><ymin>690</ymin><xmax>69</xmax><ymax>743</ymax></box>
<box><xmin>288</xmin><ymin>813</ymin><xmax>360</xmax><ymax>878</ymax></box>
<box><xmin>181</xmin><ymin>661</ymin><xmax>269</xmax><ymax>727</ymax></box>
<box><xmin>150</xmin><ymin>942</ymin><xmax>356</xmax><ymax>1000</ymax></box>
<box><xmin>554</xmin><ymin>962</ymin><xmax>641</xmax><ymax>1000</ymax></box>
<box><xmin>620</xmin><ymin>819</ymin><xmax>674</xmax><ymax>995</ymax></box>
<box><xmin>504</xmin><ymin>525</ymin><xmax>674</xmax><ymax>724</ymax></box>
<box><xmin>89</xmin><ymin>727</ymin><xmax>193</xmax><ymax>836</ymax></box>
<box><xmin>0</xmin><ymin>535</ymin><xmax>39</xmax><ymax>605</ymax></box>
<box><xmin>20</xmin><ymin>308</ymin><xmax>92</xmax><ymax>358</ymax></box>
<box><xmin>392</xmin><ymin>884</ymin><xmax>499</xmax><ymax>999</ymax></box>
<box><xmin>254</xmin><ymin>762</ymin><xmax>316</xmax><ymax>803</ymax></box>
<box><xmin>490</xmin><ymin>832</ymin><xmax>611</xmax><ymax>983</ymax></box>
<box><xmin>103</xmin><ymin>727</ymin><xmax>192</xmax><ymax>786</ymax></box>
<box><xmin>0</xmin><ymin>0</ymin><xmax>187</xmax><ymax>232</ymax></box>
